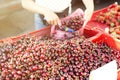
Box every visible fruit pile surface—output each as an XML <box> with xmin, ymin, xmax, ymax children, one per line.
<box><xmin>96</xmin><ymin>5</ymin><xmax>120</xmax><ymax>39</ymax></box>
<box><xmin>0</xmin><ymin>34</ymin><xmax>120</xmax><ymax>80</ymax></box>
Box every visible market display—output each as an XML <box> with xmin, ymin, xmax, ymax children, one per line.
<box><xmin>96</xmin><ymin>5</ymin><xmax>120</xmax><ymax>39</ymax></box>
<box><xmin>0</xmin><ymin>35</ymin><xmax>120</xmax><ymax>80</ymax></box>
<box><xmin>0</xmin><ymin>3</ymin><xmax>120</xmax><ymax>80</ymax></box>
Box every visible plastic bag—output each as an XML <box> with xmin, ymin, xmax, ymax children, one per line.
<box><xmin>50</xmin><ymin>8</ymin><xmax>84</xmax><ymax>40</ymax></box>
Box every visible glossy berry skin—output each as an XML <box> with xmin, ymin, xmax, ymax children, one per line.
<box><xmin>0</xmin><ymin>35</ymin><xmax>120</xmax><ymax>80</ymax></box>
<box><xmin>57</xmin><ymin>16</ymin><xmax>84</xmax><ymax>31</ymax></box>
<box><xmin>96</xmin><ymin>5</ymin><xmax>120</xmax><ymax>39</ymax></box>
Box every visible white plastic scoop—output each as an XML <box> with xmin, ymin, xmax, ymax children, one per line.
<box><xmin>89</xmin><ymin>60</ymin><xmax>117</xmax><ymax>80</ymax></box>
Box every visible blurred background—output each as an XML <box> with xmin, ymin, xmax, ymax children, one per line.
<box><xmin>0</xmin><ymin>0</ymin><xmax>120</xmax><ymax>39</ymax></box>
